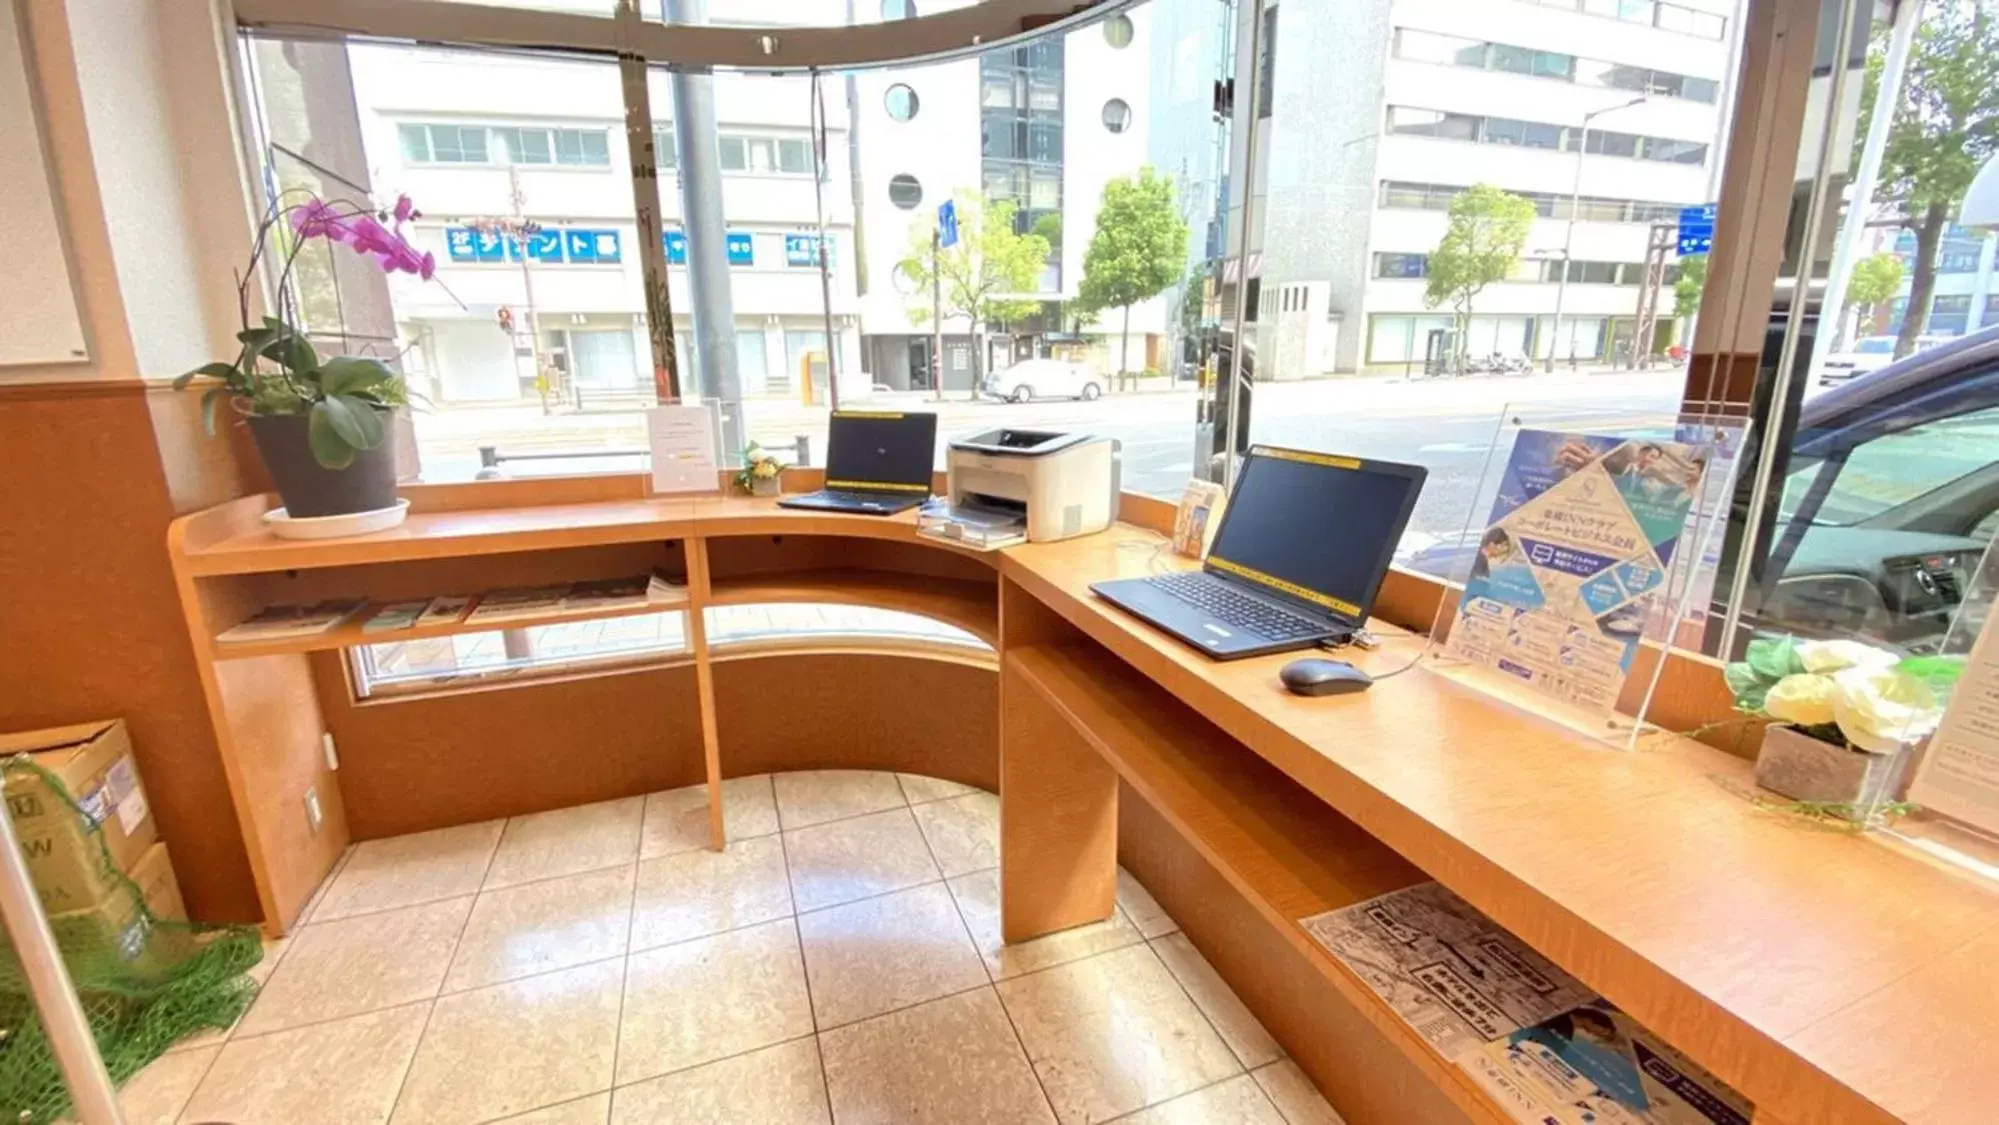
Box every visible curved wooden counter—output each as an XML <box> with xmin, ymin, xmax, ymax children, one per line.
<box><xmin>163</xmin><ymin>477</ymin><xmax>1999</xmax><ymax>1125</ymax></box>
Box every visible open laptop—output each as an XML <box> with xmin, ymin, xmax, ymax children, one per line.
<box><xmin>1092</xmin><ymin>446</ymin><xmax>1426</xmax><ymax>659</ymax></box>
<box><xmin>778</xmin><ymin>410</ymin><xmax>938</xmax><ymax>515</ymax></box>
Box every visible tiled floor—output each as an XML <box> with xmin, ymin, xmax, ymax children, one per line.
<box><xmin>119</xmin><ymin>770</ymin><xmax>1346</xmax><ymax>1125</ymax></box>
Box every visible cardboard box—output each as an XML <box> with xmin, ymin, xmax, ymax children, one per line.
<box><xmin>2</xmin><ymin>843</ymin><xmax>186</xmax><ymax>968</ymax></box>
<box><xmin>1</xmin><ymin>719</ymin><xmax>159</xmax><ymax>912</ymax></box>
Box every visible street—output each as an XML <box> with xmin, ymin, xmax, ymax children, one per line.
<box><xmin>412</xmin><ymin>367</ymin><xmax>1692</xmax><ymax>549</ymax></box>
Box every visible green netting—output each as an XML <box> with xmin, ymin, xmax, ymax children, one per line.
<box><xmin>2</xmin><ymin>756</ymin><xmax>262</xmax><ymax>1125</ymax></box>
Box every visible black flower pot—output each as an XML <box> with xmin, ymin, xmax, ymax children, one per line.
<box><xmin>247</xmin><ymin>412</ymin><xmax>398</xmax><ymax>518</ymax></box>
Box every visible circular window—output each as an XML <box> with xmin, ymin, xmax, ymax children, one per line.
<box><xmin>885</xmin><ymin>84</ymin><xmax>920</xmax><ymax>122</ymax></box>
<box><xmin>881</xmin><ymin>0</ymin><xmax>916</xmax><ymax>20</ymax></box>
<box><xmin>893</xmin><ymin>259</ymin><xmax>922</xmax><ymax>296</ymax></box>
<box><xmin>1102</xmin><ymin>98</ymin><xmax>1132</xmax><ymax>134</ymax></box>
<box><xmin>889</xmin><ymin>174</ymin><xmax>924</xmax><ymax>209</ymax></box>
<box><xmin>1103</xmin><ymin>14</ymin><xmax>1135</xmax><ymax>48</ymax></box>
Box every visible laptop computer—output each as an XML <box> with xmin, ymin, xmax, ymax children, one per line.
<box><xmin>1092</xmin><ymin>446</ymin><xmax>1426</xmax><ymax>659</ymax></box>
<box><xmin>778</xmin><ymin>410</ymin><xmax>938</xmax><ymax>515</ymax></box>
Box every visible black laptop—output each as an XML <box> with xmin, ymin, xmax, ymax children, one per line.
<box><xmin>778</xmin><ymin>410</ymin><xmax>938</xmax><ymax>515</ymax></box>
<box><xmin>1092</xmin><ymin>446</ymin><xmax>1426</xmax><ymax>659</ymax></box>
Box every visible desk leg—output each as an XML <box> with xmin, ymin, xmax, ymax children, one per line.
<box><xmin>999</xmin><ymin>656</ymin><xmax>1119</xmax><ymax>943</ymax></box>
<box><xmin>686</xmin><ymin>541</ymin><xmax>726</xmax><ymax>852</ymax></box>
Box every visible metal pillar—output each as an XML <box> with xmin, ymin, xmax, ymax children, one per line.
<box><xmin>0</xmin><ymin>796</ymin><xmax>125</xmax><ymax>1125</ymax></box>
<box><xmin>1630</xmin><ymin>222</ymin><xmax>1675</xmax><ymax>369</ymax></box>
<box><xmin>665</xmin><ymin>0</ymin><xmax>745</xmax><ymax>456</ymax></box>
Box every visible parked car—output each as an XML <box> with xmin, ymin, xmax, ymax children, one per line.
<box><xmin>982</xmin><ymin>358</ymin><xmax>1103</xmax><ymax>403</ymax></box>
<box><xmin>1818</xmin><ymin>335</ymin><xmax>1898</xmax><ymax>385</ymax></box>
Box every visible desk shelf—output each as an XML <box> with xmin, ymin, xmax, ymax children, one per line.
<box><xmin>1005</xmin><ymin>642</ymin><xmax>1513</xmax><ymax>1125</ymax></box>
<box><xmin>708</xmin><ymin>570</ymin><xmax>997</xmax><ymax>645</ymax></box>
<box><xmin>212</xmin><ymin>594</ymin><xmax>690</xmax><ymax>660</ymax></box>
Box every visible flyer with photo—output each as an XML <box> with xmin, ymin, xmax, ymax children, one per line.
<box><xmin>1461</xmin><ymin>1000</ymin><xmax>1754</xmax><ymax>1125</ymax></box>
<box><xmin>1445</xmin><ymin>429</ymin><xmax>1709</xmax><ymax>714</ymax></box>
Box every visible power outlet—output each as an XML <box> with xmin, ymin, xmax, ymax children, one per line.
<box><xmin>321</xmin><ymin>732</ymin><xmax>340</xmax><ymax>772</ymax></box>
<box><xmin>303</xmin><ymin>785</ymin><xmax>323</xmax><ymax>834</ymax></box>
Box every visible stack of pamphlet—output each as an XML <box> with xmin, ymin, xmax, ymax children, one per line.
<box><xmin>218</xmin><ymin>601</ymin><xmax>365</xmax><ymax>644</ymax></box>
<box><xmin>464</xmin><ymin>586</ymin><xmax>569</xmax><ymax>623</ymax></box>
<box><xmin>915</xmin><ymin>498</ymin><xmax>1027</xmax><ymax>550</ymax></box>
<box><xmin>647</xmin><ymin>568</ymin><xmax>689</xmax><ymax>603</ymax></box>
<box><xmin>564</xmin><ymin>577</ymin><xmax>650</xmax><ymax>610</ymax></box>
<box><xmin>1301</xmin><ymin>882</ymin><xmax>1753</xmax><ymax>1124</ymax></box>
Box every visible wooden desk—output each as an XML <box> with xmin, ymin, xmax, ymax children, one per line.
<box><xmin>165</xmin><ymin>482</ymin><xmax>1999</xmax><ymax>1125</ymax></box>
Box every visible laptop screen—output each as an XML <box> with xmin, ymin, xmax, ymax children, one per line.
<box><xmin>1204</xmin><ymin>446</ymin><xmax>1427</xmax><ymax>624</ymax></box>
<box><xmin>823</xmin><ymin>411</ymin><xmax>938</xmax><ymax>493</ymax></box>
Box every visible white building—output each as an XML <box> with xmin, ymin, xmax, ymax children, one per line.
<box><xmin>1218</xmin><ymin>0</ymin><xmax>1737</xmax><ymax>376</ymax></box>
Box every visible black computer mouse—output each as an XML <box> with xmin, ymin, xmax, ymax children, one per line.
<box><xmin>1279</xmin><ymin>658</ymin><xmax>1374</xmax><ymax>696</ymax></box>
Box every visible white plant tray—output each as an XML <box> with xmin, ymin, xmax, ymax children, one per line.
<box><xmin>262</xmin><ymin>499</ymin><xmax>410</xmax><ymax>540</ymax></box>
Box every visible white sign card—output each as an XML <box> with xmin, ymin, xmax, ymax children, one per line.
<box><xmin>645</xmin><ymin>403</ymin><xmax>720</xmax><ymax>494</ymax></box>
<box><xmin>1908</xmin><ymin>607</ymin><xmax>1999</xmax><ymax>835</ymax></box>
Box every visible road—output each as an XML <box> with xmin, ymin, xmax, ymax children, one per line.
<box><xmin>413</xmin><ymin>368</ymin><xmax>1692</xmax><ymax>547</ymax></box>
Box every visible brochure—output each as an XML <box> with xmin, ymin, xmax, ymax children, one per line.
<box><xmin>564</xmin><ymin>577</ymin><xmax>650</xmax><ymax>610</ymax></box>
<box><xmin>647</xmin><ymin>568</ymin><xmax>689</xmax><ymax>604</ymax></box>
<box><xmin>464</xmin><ymin>586</ymin><xmax>568</xmax><ymax>623</ymax></box>
<box><xmin>1907</xmin><ymin>594</ymin><xmax>1999</xmax><ymax>835</ymax></box>
<box><xmin>1461</xmin><ymin>1000</ymin><xmax>1753</xmax><ymax>1125</ymax></box>
<box><xmin>416</xmin><ymin>595</ymin><xmax>474</xmax><ymax>627</ymax></box>
<box><xmin>1299</xmin><ymin>882</ymin><xmax>1594</xmax><ymax>1061</ymax></box>
<box><xmin>361</xmin><ymin>600</ymin><xmax>432</xmax><ymax>633</ymax></box>
<box><xmin>1445</xmin><ymin>430</ymin><xmax>1709</xmax><ymax>715</ymax></box>
<box><xmin>218</xmin><ymin>600</ymin><xmax>364</xmax><ymax>643</ymax></box>
<box><xmin>1172</xmin><ymin>479</ymin><xmax>1226</xmax><ymax>559</ymax></box>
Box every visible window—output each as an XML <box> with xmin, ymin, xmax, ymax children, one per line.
<box><xmin>493</xmin><ymin>126</ymin><xmax>551</xmax><ymax>164</ymax></box>
<box><xmin>719</xmin><ymin>136</ymin><xmax>747</xmax><ymax>171</ymax></box>
<box><xmin>399</xmin><ymin>123</ymin><xmax>490</xmax><ymax>164</ymax></box>
<box><xmin>888</xmin><ymin>174</ymin><xmax>923</xmax><ymax>209</ymax></box>
<box><xmin>1487</xmin><ymin>118</ymin><xmax>1564</xmax><ymax>149</ymax></box>
<box><xmin>880</xmin><ymin>0</ymin><xmax>915</xmax><ymax>18</ymax></box>
<box><xmin>1375</xmin><ymin>253</ymin><xmax>1429</xmax><ymax>279</ymax></box>
<box><xmin>550</xmin><ymin>128</ymin><xmax>610</xmax><ymax>166</ymax></box>
<box><xmin>1103</xmin><ymin>14</ymin><xmax>1135</xmax><ymax>48</ymax></box>
<box><xmin>1584</xmin><ymin>129</ymin><xmax>1641</xmax><ymax>158</ymax></box>
<box><xmin>1386</xmin><ymin>107</ymin><xmax>1479</xmax><ymax>140</ymax></box>
<box><xmin>1642</xmin><ymin>137</ymin><xmax>1707</xmax><ymax>165</ymax></box>
<box><xmin>884</xmin><ymin>83</ymin><xmax>919</xmax><ymax>121</ymax></box>
<box><xmin>1931</xmin><ymin>295</ymin><xmax>1973</xmax><ymax>335</ymax></box>
<box><xmin>351</xmin><ymin>612</ymin><xmax>687</xmax><ymax>698</ymax></box>
<box><xmin>1102</xmin><ymin>98</ymin><xmax>1132</xmax><ymax>134</ymax></box>
<box><xmin>651</xmin><ymin>127</ymin><xmax>678</xmax><ymax>169</ymax></box>
<box><xmin>777</xmin><ymin>138</ymin><xmax>813</xmax><ymax>175</ymax></box>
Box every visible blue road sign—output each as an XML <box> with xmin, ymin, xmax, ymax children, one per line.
<box><xmin>938</xmin><ymin>200</ymin><xmax>959</xmax><ymax>249</ymax></box>
<box><xmin>1677</xmin><ymin>203</ymin><xmax>1716</xmax><ymax>256</ymax></box>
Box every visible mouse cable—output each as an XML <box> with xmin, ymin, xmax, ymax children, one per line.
<box><xmin>1319</xmin><ymin>635</ymin><xmax>1431</xmax><ymax>680</ymax></box>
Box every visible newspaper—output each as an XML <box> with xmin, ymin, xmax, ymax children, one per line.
<box><xmin>1300</xmin><ymin>882</ymin><xmax>1594</xmax><ymax>1061</ymax></box>
<box><xmin>1461</xmin><ymin>1000</ymin><xmax>1753</xmax><ymax>1125</ymax></box>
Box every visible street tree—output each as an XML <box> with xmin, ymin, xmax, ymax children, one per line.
<box><xmin>901</xmin><ymin>193</ymin><xmax>1049</xmax><ymax>397</ymax></box>
<box><xmin>1673</xmin><ymin>253</ymin><xmax>1708</xmax><ymax>320</ymax></box>
<box><xmin>1860</xmin><ymin>1</ymin><xmax>1999</xmax><ymax>357</ymax></box>
<box><xmin>1847</xmin><ymin>251</ymin><xmax>1906</xmax><ymax>337</ymax></box>
<box><xmin>1076</xmin><ymin>168</ymin><xmax>1189</xmax><ymax>388</ymax></box>
<box><xmin>1423</xmin><ymin>184</ymin><xmax>1535</xmax><ymax>374</ymax></box>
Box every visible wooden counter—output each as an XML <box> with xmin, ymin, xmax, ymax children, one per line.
<box><xmin>164</xmin><ymin>481</ymin><xmax>1999</xmax><ymax>1125</ymax></box>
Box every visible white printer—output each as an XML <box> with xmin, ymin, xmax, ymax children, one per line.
<box><xmin>945</xmin><ymin>429</ymin><xmax>1121</xmax><ymax>542</ymax></box>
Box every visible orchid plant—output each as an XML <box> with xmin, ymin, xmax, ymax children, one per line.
<box><xmin>1724</xmin><ymin>636</ymin><xmax>1961</xmax><ymax>754</ymax></box>
<box><xmin>175</xmin><ymin>192</ymin><xmax>441</xmax><ymax>469</ymax></box>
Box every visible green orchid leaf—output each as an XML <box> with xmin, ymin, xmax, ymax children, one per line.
<box><xmin>320</xmin><ymin>393</ymin><xmax>385</xmax><ymax>450</ymax></box>
<box><xmin>174</xmin><ymin>361</ymin><xmax>238</xmax><ymax>391</ymax></box>
<box><xmin>1723</xmin><ymin>661</ymin><xmax>1768</xmax><ymax>709</ymax></box>
<box><xmin>306</xmin><ymin>403</ymin><xmax>358</xmax><ymax>469</ymax></box>
<box><xmin>199</xmin><ymin>387</ymin><xmax>227</xmax><ymax>436</ymax></box>
<box><xmin>1731</xmin><ymin>681</ymin><xmax>1770</xmax><ymax>715</ymax></box>
<box><xmin>1744</xmin><ymin>636</ymin><xmax>1803</xmax><ymax>683</ymax></box>
<box><xmin>318</xmin><ymin>356</ymin><xmax>397</xmax><ymax>398</ymax></box>
<box><xmin>271</xmin><ymin>330</ymin><xmax>319</xmax><ymax>377</ymax></box>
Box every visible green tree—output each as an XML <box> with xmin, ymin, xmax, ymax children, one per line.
<box><xmin>901</xmin><ymin>193</ymin><xmax>1049</xmax><ymax>396</ymax></box>
<box><xmin>1673</xmin><ymin>253</ymin><xmax>1708</xmax><ymax>320</ymax></box>
<box><xmin>1859</xmin><ymin>2</ymin><xmax>1999</xmax><ymax>357</ymax></box>
<box><xmin>1423</xmin><ymin>184</ymin><xmax>1535</xmax><ymax>374</ymax></box>
<box><xmin>1846</xmin><ymin>251</ymin><xmax>1906</xmax><ymax>336</ymax></box>
<box><xmin>1076</xmin><ymin>168</ymin><xmax>1189</xmax><ymax>387</ymax></box>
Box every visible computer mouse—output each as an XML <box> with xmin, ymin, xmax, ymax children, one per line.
<box><xmin>1279</xmin><ymin>658</ymin><xmax>1373</xmax><ymax>696</ymax></box>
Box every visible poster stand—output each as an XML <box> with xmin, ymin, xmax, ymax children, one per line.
<box><xmin>1403</xmin><ymin>401</ymin><xmax>1743</xmax><ymax>751</ymax></box>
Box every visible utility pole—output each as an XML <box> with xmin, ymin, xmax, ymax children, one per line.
<box><xmin>467</xmin><ymin>166</ymin><xmax>554</xmax><ymax>411</ymax></box>
<box><xmin>1547</xmin><ymin>95</ymin><xmax>1646</xmax><ymax>372</ymax></box>
<box><xmin>1630</xmin><ymin>222</ymin><xmax>1675</xmax><ymax>370</ymax></box>
<box><xmin>810</xmin><ymin>73</ymin><xmax>841</xmax><ymax>411</ymax></box>
<box><xmin>931</xmin><ymin>226</ymin><xmax>945</xmax><ymax>401</ymax></box>
<box><xmin>666</xmin><ymin>0</ymin><xmax>745</xmax><ymax>455</ymax></box>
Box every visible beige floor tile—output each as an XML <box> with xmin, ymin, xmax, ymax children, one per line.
<box><xmin>896</xmin><ymin>773</ymin><xmax>980</xmax><ymax>805</ymax></box>
<box><xmin>236</xmin><ymin>897</ymin><xmax>470</xmax><ymax>1037</ymax></box>
<box><xmin>909</xmin><ymin>791</ymin><xmax>1000</xmax><ymax>877</ymax></box>
<box><xmin>1117</xmin><ymin>868</ymin><xmax>1179</xmax><ymax>939</ymax></box>
<box><xmin>490</xmin><ymin>1092</ymin><xmax>611</xmax><ymax>1124</ymax></box>
<box><xmin>641</xmin><ymin>775</ymin><xmax>780</xmax><ymax>859</ymax></box>
<box><xmin>797</xmin><ymin>882</ymin><xmax>988</xmax><ymax>1027</ymax></box>
<box><xmin>311</xmin><ymin>821</ymin><xmax>501</xmax><ymax>922</ymax></box>
<box><xmin>783</xmin><ymin>807</ymin><xmax>940</xmax><ymax>913</ymax></box>
<box><xmin>774</xmin><ymin>769</ymin><xmax>907</xmax><ymax>829</ymax></box>
<box><xmin>616</xmin><ymin>917</ymin><xmax>815</xmax><ymax>1085</ymax></box>
<box><xmin>820</xmin><ymin>989</ymin><xmax>1054</xmax><ymax>1125</ymax></box>
<box><xmin>445</xmin><ymin>864</ymin><xmax>634</xmax><ymax>991</ymax></box>
<box><xmin>630</xmin><ymin>834</ymin><xmax>793</xmax><ymax>951</ymax></box>
<box><xmin>949</xmin><ymin>869</ymin><xmax>1144</xmax><ymax>981</ymax></box>
<box><xmin>609</xmin><ymin>1037</ymin><xmax>829</xmax><ymax>1125</ymax></box>
<box><xmin>997</xmin><ymin>944</ymin><xmax>1241</xmax><ymax>1124</ymax></box>
<box><xmin>1151</xmin><ymin>933</ymin><xmax>1282</xmax><ymax>1068</ymax></box>
<box><xmin>1111</xmin><ymin>1075</ymin><xmax>1285</xmax><ymax>1124</ymax></box>
<box><xmin>111</xmin><ymin>1044</ymin><xmax>216</xmax><ymax>1125</ymax></box>
<box><xmin>165</xmin><ymin>936</ymin><xmax>291</xmax><ymax>1053</ymax></box>
<box><xmin>1250</xmin><ymin>1061</ymin><xmax>1346</xmax><ymax>1125</ymax></box>
<box><xmin>295</xmin><ymin>846</ymin><xmax>352</xmax><ymax>924</ymax></box>
<box><xmin>484</xmin><ymin>797</ymin><xmax>644</xmax><ymax>890</ymax></box>
<box><xmin>393</xmin><ymin>957</ymin><xmax>623</xmax><ymax>1125</ymax></box>
<box><xmin>180</xmin><ymin>1002</ymin><xmax>428</xmax><ymax>1125</ymax></box>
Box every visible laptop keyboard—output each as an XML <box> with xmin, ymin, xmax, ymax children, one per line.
<box><xmin>1150</xmin><ymin>572</ymin><xmax>1327</xmax><ymax>641</ymax></box>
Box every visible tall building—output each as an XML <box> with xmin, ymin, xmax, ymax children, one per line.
<box><xmin>1215</xmin><ymin>0</ymin><xmax>1737</xmax><ymax>376</ymax></box>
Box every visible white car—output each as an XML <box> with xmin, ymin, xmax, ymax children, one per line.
<box><xmin>1820</xmin><ymin>336</ymin><xmax>1899</xmax><ymax>385</ymax></box>
<box><xmin>982</xmin><ymin>358</ymin><xmax>1103</xmax><ymax>403</ymax></box>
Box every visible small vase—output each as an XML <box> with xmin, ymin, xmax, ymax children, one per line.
<box><xmin>1753</xmin><ymin>725</ymin><xmax>1910</xmax><ymax>818</ymax></box>
<box><xmin>750</xmin><ymin>476</ymin><xmax>782</xmax><ymax>498</ymax></box>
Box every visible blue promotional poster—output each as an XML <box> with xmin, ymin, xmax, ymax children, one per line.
<box><xmin>1445</xmin><ymin>430</ymin><xmax>1709</xmax><ymax>714</ymax></box>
